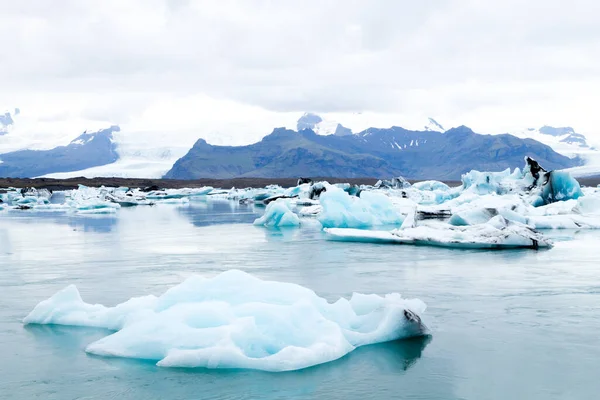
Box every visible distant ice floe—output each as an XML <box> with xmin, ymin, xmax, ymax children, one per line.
<box><xmin>23</xmin><ymin>270</ymin><xmax>427</xmax><ymax>372</ymax></box>
<box><xmin>326</xmin><ymin>216</ymin><xmax>551</xmax><ymax>249</ymax></box>
<box><xmin>4</xmin><ymin>156</ymin><xmax>600</xmax><ymax>248</ymax></box>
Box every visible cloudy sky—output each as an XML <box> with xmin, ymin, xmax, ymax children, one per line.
<box><xmin>1</xmin><ymin>0</ymin><xmax>600</xmax><ymax>144</ymax></box>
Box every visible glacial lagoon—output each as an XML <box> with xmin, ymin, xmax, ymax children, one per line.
<box><xmin>1</xmin><ymin>200</ymin><xmax>600</xmax><ymax>399</ymax></box>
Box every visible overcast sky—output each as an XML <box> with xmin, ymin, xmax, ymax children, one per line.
<box><xmin>1</xmin><ymin>0</ymin><xmax>599</xmax><ymax>143</ymax></box>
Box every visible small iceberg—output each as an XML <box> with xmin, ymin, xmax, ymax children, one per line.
<box><xmin>253</xmin><ymin>199</ymin><xmax>301</xmax><ymax>227</ymax></box>
<box><xmin>325</xmin><ymin>216</ymin><xmax>551</xmax><ymax>249</ymax></box>
<box><xmin>23</xmin><ymin>270</ymin><xmax>427</xmax><ymax>372</ymax></box>
<box><xmin>318</xmin><ymin>187</ymin><xmax>404</xmax><ymax>228</ymax></box>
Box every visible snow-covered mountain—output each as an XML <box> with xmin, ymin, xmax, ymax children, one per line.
<box><xmin>0</xmin><ymin>107</ymin><xmax>291</xmax><ymax>179</ymax></box>
<box><xmin>297</xmin><ymin>113</ymin><xmax>353</xmax><ymax>137</ymax></box>
<box><xmin>1</xmin><ymin>108</ymin><xmax>599</xmax><ymax>179</ymax></box>
<box><xmin>165</xmin><ymin>125</ymin><xmax>579</xmax><ymax>180</ymax></box>
<box><xmin>502</xmin><ymin>125</ymin><xmax>600</xmax><ymax>177</ymax></box>
<box><xmin>0</xmin><ymin>126</ymin><xmax>119</xmax><ymax>177</ymax></box>
<box><xmin>423</xmin><ymin>117</ymin><xmax>444</xmax><ymax>132</ymax></box>
<box><xmin>510</xmin><ymin>126</ymin><xmax>592</xmax><ymax>152</ymax></box>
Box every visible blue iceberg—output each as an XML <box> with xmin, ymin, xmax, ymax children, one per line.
<box><xmin>318</xmin><ymin>188</ymin><xmax>404</xmax><ymax>229</ymax></box>
<box><xmin>253</xmin><ymin>200</ymin><xmax>300</xmax><ymax>227</ymax></box>
<box><xmin>23</xmin><ymin>270</ymin><xmax>427</xmax><ymax>372</ymax></box>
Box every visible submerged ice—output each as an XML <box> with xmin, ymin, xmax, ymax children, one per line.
<box><xmin>23</xmin><ymin>270</ymin><xmax>427</xmax><ymax>372</ymax></box>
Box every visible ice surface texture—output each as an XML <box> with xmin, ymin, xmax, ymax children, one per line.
<box><xmin>326</xmin><ymin>216</ymin><xmax>551</xmax><ymax>249</ymax></box>
<box><xmin>318</xmin><ymin>187</ymin><xmax>404</xmax><ymax>228</ymax></box>
<box><xmin>23</xmin><ymin>270</ymin><xmax>427</xmax><ymax>372</ymax></box>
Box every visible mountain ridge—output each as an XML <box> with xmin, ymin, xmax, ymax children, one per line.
<box><xmin>164</xmin><ymin>125</ymin><xmax>581</xmax><ymax>180</ymax></box>
<box><xmin>0</xmin><ymin>126</ymin><xmax>119</xmax><ymax>178</ymax></box>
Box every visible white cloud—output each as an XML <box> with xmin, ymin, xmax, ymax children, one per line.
<box><xmin>1</xmin><ymin>0</ymin><xmax>599</xmax><ymax>142</ymax></box>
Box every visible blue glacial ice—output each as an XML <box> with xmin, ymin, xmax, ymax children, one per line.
<box><xmin>253</xmin><ymin>199</ymin><xmax>301</xmax><ymax>227</ymax></box>
<box><xmin>23</xmin><ymin>270</ymin><xmax>427</xmax><ymax>372</ymax></box>
<box><xmin>536</xmin><ymin>171</ymin><xmax>583</xmax><ymax>206</ymax></box>
<box><xmin>318</xmin><ymin>187</ymin><xmax>404</xmax><ymax>228</ymax></box>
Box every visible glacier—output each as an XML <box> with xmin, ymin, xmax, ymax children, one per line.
<box><xmin>23</xmin><ymin>270</ymin><xmax>427</xmax><ymax>372</ymax></box>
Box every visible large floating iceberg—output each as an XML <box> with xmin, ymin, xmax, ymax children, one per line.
<box><xmin>325</xmin><ymin>216</ymin><xmax>552</xmax><ymax>249</ymax></box>
<box><xmin>23</xmin><ymin>270</ymin><xmax>427</xmax><ymax>372</ymax></box>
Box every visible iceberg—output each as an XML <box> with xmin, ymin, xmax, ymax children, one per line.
<box><xmin>536</xmin><ymin>171</ymin><xmax>583</xmax><ymax>206</ymax></box>
<box><xmin>318</xmin><ymin>188</ymin><xmax>404</xmax><ymax>228</ymax></box>
<box><xmin>325</xmin><ymin>216</ymin><xmax>551</xmax><ymax>249</ymax></box>
<box><xmin>23</xmin><ymin>270</ymin><xmax>428</xmax><ymax>372</ymax></box>
<box><xmin>374</xmin><ymin>176</ymin><xmax>411</xmax><ymax>189</ymax></box>
<box><xmin>461</xmin><ymin>168</ymin><xmax>526</xmax><ymax>196</ymax></box>
<box><xmin>253</xmin><ymin>199</ymin><xmax>300</xmax><ymax>227</ymax></box>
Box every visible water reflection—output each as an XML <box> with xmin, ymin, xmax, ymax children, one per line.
<box><xmin>25</xmin><ymin>324</ymin><xmax>114</xmax><ymax>351</ymax></box>
<box><xmin>178</xmin><ymin>200</ymin><xmax>262</xmax><ymax>227</ymax></box>
<box><xmin>25</xmin><ymin>323</ymin><xmax>431</xmax><ymax>375</ymax></box>
<box><xmin>2</xmin><ymin>212</ymin><xmax>118</xmax><ymax>233</ymax></box>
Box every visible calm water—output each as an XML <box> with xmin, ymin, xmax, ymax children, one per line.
<box><xmin>1</xmin><ymin>200</ymin><xmax>599</xmax><ymax>400</ymax></box>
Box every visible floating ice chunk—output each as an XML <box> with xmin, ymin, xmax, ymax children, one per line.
<box><xmin>23</xmin><ymin>285</ymin><xmax>157</xmax><ymax>330</ymax></box>
<box><xmin>575</xmin><ymin>194</ymin><xmax>600</xmax><ymax>215</ymax></box>
<box><xmin>400</xmin><ymin>208</ymin><xmax>417</xmax><ymax>229</ymax></box>
<box><xmin>538</xmin><ymin>171</ymin><xmax>583</xmax><ymax>205</ymax></box>
<box><xmin>76</xmin><ymin>206</ymin><xmax>119</xmax><ymax>214</ymax></box>
<box><xmin>412</xmin><ymin>181</ymin><xmax>451</xmax><ymax>192</ymax></box>
<box><xmin>318</xmin><ymin>188</ymin><xmax>404</xmax><ymax>229</ymax></box>
<box><xmin>325</xmin><ymin>216</ymin><xmax>551</xmax><ymax>249</ymax></box>
<box><xmin>450</xmin><ymin>207</ymin><xmax>500</xmax><ymax>226</ymax></box>
<box><xmin>294</xmin><ymin>198</ymin><xmax>320</xmax><ymax>207</ymax></box>
<box><xmin>253</xmin><ymin>200</ymin><xmax>300</xmax><ymax>227</ymax></box>
<box><xmin>24</xmin><ymin>270</ymin><xmax>427</xmax><ymax>371</ymax></box>
<box><xmin>374</xmin><ymin>176</ymin><xmax>411</xmax><ymax>189</ymax></box>
<box><xmin>461</xmin><ymin>168</ymin><xmax>527</xmax><ymax>195</ymax></box>
<box><xmin>298</xmin><ymin>204</ymin><xmax>322</xmax><ymax>217</ymax></box>
<box><xmin>525</xmin><ymin>215</ymin><xmax>600</xmax><ymax>229</ymax></box>
<box><xmin>284</xmin><ymin>183</ymin><xmax>312</xmax><ymax>199</ymax></box>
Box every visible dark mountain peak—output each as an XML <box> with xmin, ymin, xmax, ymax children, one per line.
<box><xmin>261</xmin><ymin>127</ymin><xmax>298</xmax><ymax>141</ymax></box>
<box><xmin>334</xmin><ymin>123</ymin><xmax>352</xmax><ymax>137</ymax></box>
<box><xmin>445</xmin><ymin>125</ymin><xmax>474</xmax><ymax>136</ymax></box>
<box><xmin>297</xmin><ymin>113</ymin><xmax>322</xmax><ymax>131</ymax></box>
<box><xmin>539</xmin><ymin>126</ymin><xmax>575</xmax><ymax>137</ymax></box>
<box><xmin>193</xmin><ymin>138</ymin><xmax>211</xmax><ymax>148</ymax></box>
<box><xmin>70</xmin><ymin>125</ymin><xmax>119</xmax><ymax>146</ymax></box>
